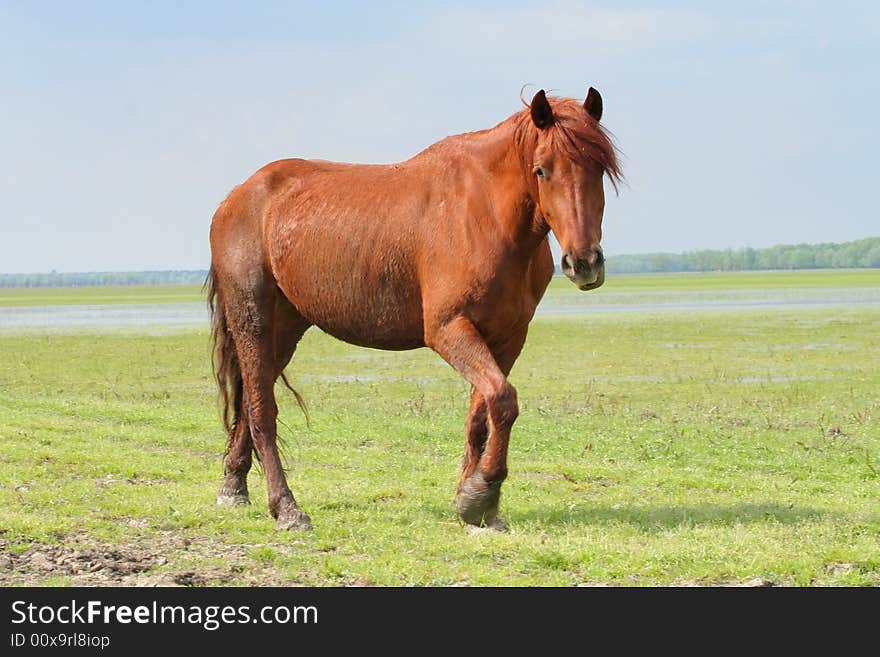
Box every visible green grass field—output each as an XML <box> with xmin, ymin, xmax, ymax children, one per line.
<box><xmin>0</xmin><ymin>271</ymin><xmax>878</xmax><ymax>586</ymax></box>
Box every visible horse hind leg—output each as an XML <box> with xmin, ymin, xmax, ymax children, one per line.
<box><xmin>215</xmin><ymin>269</ymin><xmax>312</xmax><ymax>530</ymax></box>
<box><xmin>216</xmin><ymin>294</ymin><xmax>310</xmax><ymax>508</ymax></box>
<box><xmin>217</xmin><ymin>413</ymin><xmax>253</xmax><ymax>506</ymax></box>
<box><xmin>266</xmin><ymin>296</ymin><xmax>312</xmax><ymax>529</ymax></box>
<box><xmin>212</xmin><ymin>269</ymin><xmax>252</xmax><ymax>507</ymax></box>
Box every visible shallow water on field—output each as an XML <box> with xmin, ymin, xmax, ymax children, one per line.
<box><xmin>1</xmin><ymin>286</ymin><xmax>878</xmax><ymax>332</ymax></box>
<box><xmin>537</xmin><ymin>286</ymin><xmax>880</xmax><ymax>315</ymax></box>
<box><xmin>0</xmin><ymin>303</ymin><xmax>209</xmax><ymax>331</ymax></box>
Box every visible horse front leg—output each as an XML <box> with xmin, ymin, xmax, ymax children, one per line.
<box><xmin>457</xmin><ymin>389</ymin><xmax>506</xmax><ymax>530</ymax></box>
<box><xmin>454</xmin><ymin>331</ymin><xmax>528</xmax><ymax>530</ymax></box>
<box><xmin>428</xmin><ymin>316</ymin><xmax>522</xmax><ymax>530</ymax></box>
<box><xmin>458</xmin><ymin>388</ymin><xmax>488</xmax><ymax>489</ymax></box>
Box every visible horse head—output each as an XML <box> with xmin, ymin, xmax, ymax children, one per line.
<box><xmin>527</xmin><ymin>88</ymin><xmax>620</xmax><ymax>290</ymax></box>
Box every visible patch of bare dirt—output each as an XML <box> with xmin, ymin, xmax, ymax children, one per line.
<box><xmin>94</xmin><ymin>474</ymin><xmax>169</xmax><ymax>489</ymax></box>
<box><xmin>824</xmin><ymin>562</ymin><xmax>855</xmax><ymax>576</ymax></box>
<box><xmin>670</xmin><ymin>576</ymin><xmax>778</xmax><ymax>587</ymax></box>
<box><xmin>0</xmin><ymin>534</ymin><xmax>302</xmax><ymax>587</ymax></box>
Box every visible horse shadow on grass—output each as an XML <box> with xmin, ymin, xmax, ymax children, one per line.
<box><xmin>426</xmin><ymin>501</ymin><xmax>852</xmax><ymax>533</ymax></box>
<box><xmin>514</xmin><ymin>502</ymin><xmax>829</xmax><ymax>532</ymax></box>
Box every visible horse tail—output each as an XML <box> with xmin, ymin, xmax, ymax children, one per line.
<box><xmin>205</xmin><ymin>265</ymin><xmax>243</xmax><ymax>454</ymax></box>
<box><xmin>280</xmin><ymin>370</ymin><xmax>310</xmax><ymax>427</ymax></box>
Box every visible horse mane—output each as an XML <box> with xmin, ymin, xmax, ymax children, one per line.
<box><xmin>514</xmin><ymin>95</ymin><xmax>623</xmax><ymax>192</ymax></box>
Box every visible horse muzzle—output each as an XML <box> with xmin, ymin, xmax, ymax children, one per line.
<box><xmin>561</xmin><ymin>248</ymin><xmax>605</xmax><ymax>291</ymax></box>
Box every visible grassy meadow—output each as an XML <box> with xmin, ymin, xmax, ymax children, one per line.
<box><xmin>0</xmin><ymin>271</ymin><xmax>878</xmax><ymax>586</ymax></box>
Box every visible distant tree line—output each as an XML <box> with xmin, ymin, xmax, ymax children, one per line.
<box><xmin>606</xmin><ymin>237</ymin><xmax>880</xmax><ymax>274</ymax></box>
<box><xmin>0</xmin><ymin>270</ymin><xmax>208</xmax><ymax>288</ymax></box>
<box><xmin>1</xmin><ymin>237</ymin><xmax>878</xmax><ymax>287</ymax></box>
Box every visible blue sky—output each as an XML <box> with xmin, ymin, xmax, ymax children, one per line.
<box><xmin>1</xmin><ymin>1</ymin><xmax>877</xmax><ymax>272</ymax></box>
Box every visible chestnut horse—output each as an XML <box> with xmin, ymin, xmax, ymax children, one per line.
<box><xmin>207</xmin><ymin>88</ymin><xmax>622</xmax><ymax>531</ymax></box>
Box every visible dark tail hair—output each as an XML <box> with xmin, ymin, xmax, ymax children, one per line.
<box><xmin>206</xmin><ymin>266</ymin><xmax>243</xmax><ymax>454</ymax></box>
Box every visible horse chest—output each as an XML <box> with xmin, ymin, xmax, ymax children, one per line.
<box><xmin>468</xmin><ymin>284</ymin><xmax>537</xmax><ymax>339</ymax></box>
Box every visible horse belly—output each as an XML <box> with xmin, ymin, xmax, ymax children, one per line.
<box><xmin>311</xmin><ymin>285</ymin><xmax>425</xmax><ymax>351</ymax></box>
<box><xmin>273</xmin><ymin>242</ymin><xmax>426</xmax><ymax>351</ymax></box>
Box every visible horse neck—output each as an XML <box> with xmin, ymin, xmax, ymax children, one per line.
<box><xmin>457</xmin><ymin>115</ymin><xmax>548</xmax><ymax>256</ymax></box>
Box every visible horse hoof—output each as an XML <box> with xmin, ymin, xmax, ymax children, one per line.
<box><xmin>276</xmin><ymin>508</ymin><xmax>312</xmax><ymax>531</ymax></box>
<box><xmin>455</xmin><ymin>472</ymin><xmax>503</xmax><ymax>527</ymax></box>
<box><xmin>486</xmin><ymin>515</ymin><xmax>509</xmax><ymax>532</ymax></box>
<box><xmin>216</xmin><ymin>488</ymin><xmax>250</xmax><ymax>507</ymax></box>
<box><xmin>466</xmin><ymin>516</ymin><xmax>509</xmax><ymax>535</ymax></box>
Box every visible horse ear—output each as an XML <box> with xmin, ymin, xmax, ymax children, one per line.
<box><xmin>530</xmin><ymin>89</ymin><xmax>554</xmax><ymax>129</ymax></box>
<box><xmin>584</xmin><ymin>87</ymin><xmax>603</xmax><ymax>121</ymax></box>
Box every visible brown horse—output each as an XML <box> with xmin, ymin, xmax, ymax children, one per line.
<box><xmin>207</xmin><ymin>88</ymin><xmax>622</xmax><ymax>531</ymax></box>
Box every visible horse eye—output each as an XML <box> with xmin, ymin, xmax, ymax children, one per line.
<box><xmin>535</xmin><ymin>167</ymin><xmax>546</xmax><ymax>179</ymax></box>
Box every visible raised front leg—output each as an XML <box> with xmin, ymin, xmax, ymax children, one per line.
<box><xmin>455</xmin><ymin>329</ymin><xmax>528</xmax><ymax>530</ymax></box>
<box><xmin>459</xmin><ymin>388</ymin><xmax>488</xmax><ymax>486</ymax></box>
<box><xmin>427</xmin><ymin>316</ymin><xmax>523</xmax><ymax>529</ymax></box>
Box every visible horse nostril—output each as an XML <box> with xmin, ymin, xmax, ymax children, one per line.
<box><xmin>594</xmin><ymin>249</ymin><xmax>605</xmax><ymax>268</ymax></box>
